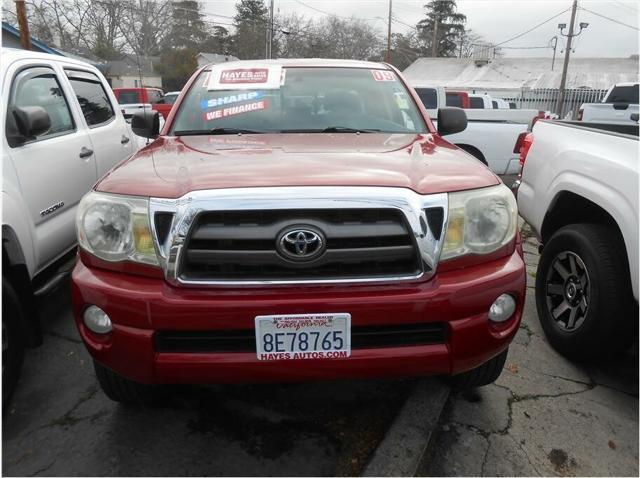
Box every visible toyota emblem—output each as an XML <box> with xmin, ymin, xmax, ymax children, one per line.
<box><xmin>277</xmin><ymin>227</ymin><xmax>325</xmax><ymax>261</ymax></box>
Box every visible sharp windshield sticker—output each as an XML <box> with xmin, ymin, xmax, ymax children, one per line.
<box><xmin>200</xmin><ymin>91</ymin><xmax>263</xmax><ymax>110</ymax></box>
<box><xmin>203</xmin><ymin>99</ymin><xmax>268</xmax><ymax>121</ymax></box>
<box><xmin>372</xmin><ymin>70</ymin><xmax>396</xmax><ymax>82</ymax></box>
<box><xmin>207</xmin><ymin>65</ymin><xmax>283</xmax><ymax>90</ymax></box>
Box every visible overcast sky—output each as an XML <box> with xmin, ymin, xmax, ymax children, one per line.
<box><xmin>201</xmin><ymin>0</ymin><xmax>639</xmax><ymax>58</ymax></box>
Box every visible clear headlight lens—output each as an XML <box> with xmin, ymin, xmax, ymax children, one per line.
<box><xmin>76</xmin><ymin>191</ymin><xmax>158</xmax><ymax>265</ymax></box>
<box><xmin>441</xmin><ymin>184</ymin><xmax>517</xmax><ymax>261</ymax></box>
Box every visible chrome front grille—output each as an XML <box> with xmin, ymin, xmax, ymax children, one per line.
<box><xmin>149</xmin><ymin>187</ymin><xmax>449</xmax><ymax>286</ymax></box>
<box><xmin>180</xmin><ymin>209</ymin><xmax>422</xmax><ymax>281</ymax></box>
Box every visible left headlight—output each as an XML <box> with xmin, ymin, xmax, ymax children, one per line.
<box><xmin>76</xmin><ymin>191</ymin><xmax>158</xmax><ymax>266</ymax></box>
<box><xmin>441</xmin><ymin>184</ymin><xmax>517</xmax><ymax>261</ymax></box>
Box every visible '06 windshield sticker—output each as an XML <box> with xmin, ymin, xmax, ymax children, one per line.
<box><xmin>372</xmin><ymin>70</ymin><xmax>396</xmax><ymax>82</ymax></box>
<box><xmin>204</xmin><ymin>99</ymin><xmax>269</xmax><ymax>121</ymax></box>
<box><xmin>200</xmin><ymin>91</ymin><xmax>263</xmax><ymax>110</ymax></box>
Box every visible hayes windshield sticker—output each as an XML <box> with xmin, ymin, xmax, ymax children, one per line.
<box><xmin>200</xmin><ymin>91</ymin><xmax>263</xmax><ymax>110</ymax></box>
<box><xmin>207</xmin><ymin>65</ymin><xmax>283</xmax><ymax>90</ymax></box>
<box><xmin>203</xmin><ymin>99</ymin><xmax>269</xmax><ymax>121</ymax></box>
<box><xmin>372</xmin><ymin>70</ymin><xmax>396</xmax><ymax>82</ymax></box>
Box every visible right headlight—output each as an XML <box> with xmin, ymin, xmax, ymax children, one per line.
<box><xmin>441</xmin><ymin>184</ymin><xmax>517</xmax><ymax>261</ymax></box>
<box><xmin>76</xmin><ymin>191</ymin><xmax>159</xmax><ymax>266</ymax></box>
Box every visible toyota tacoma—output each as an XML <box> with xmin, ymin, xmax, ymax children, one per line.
<box><xmin>71</xmin><ymin>59</ymin><xmax>525</xmax><ymax>404</ymax></box>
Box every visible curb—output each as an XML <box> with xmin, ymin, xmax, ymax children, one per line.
<box><xmin>362</xmin><ymin>378</ymin><xmax>450</xmax><ymax>477</ymax></box>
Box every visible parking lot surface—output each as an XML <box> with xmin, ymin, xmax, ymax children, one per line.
<box><xmin>3</xmin><ymin>222</ymin><xmax>638</xmax><ymax>477</ymax></box>
<box><xmin>2</xmin><ymin>283</ymin><xmax>414</xmax><ymax>476</ymax></box>
<box><xmin>419</xmin><ymin>226</ymin><xmax>639</xmax><ymax>477</ymax></box>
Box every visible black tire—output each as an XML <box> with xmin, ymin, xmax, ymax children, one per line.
<box><xmin>3</xmin><ymin>278</ymin><xmax>25</xmax><ymax>408</ymax></box>
<box><xmin>535</xmin><ymin>223</ymin><xmax>636</xmax><ymax>361</ymax></box>
<box><xmin>445</xmin><ymin>348</ymin><xmax>508</xmax><ymax>390</ymax></box>
<box><xmin>94</xmin><ymin>360</ymin><xmax>162</xmax><ymax>405</ymax></box>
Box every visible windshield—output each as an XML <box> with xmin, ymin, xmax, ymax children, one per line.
<box><xmin>171</xmin><ymin>67</ymin><xmax>427</xmax><ymax>135</ymax></box>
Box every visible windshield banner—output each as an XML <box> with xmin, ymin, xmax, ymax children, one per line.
<box><xmin>206</xmin><ymin>65</ymin><xmax>283</xmax><ymax>90</ymax></box>
<box><xmin>203</xmin><ymin>99</ymin><xmax>269</xmax><ymax>121</ymax></box>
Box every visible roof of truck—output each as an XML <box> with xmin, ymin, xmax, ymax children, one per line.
<box><xmin>203</xmin><ymin>58</ymin><xmax>392</xmax><ymax>70</ymax></box>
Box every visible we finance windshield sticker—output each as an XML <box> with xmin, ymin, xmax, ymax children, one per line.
<box><xmin>207</xmin><ymin>65</ymin><xmax>283</xmax><ymax>90</ymax></box>
<box><xmin>372</xmin><ymin>70</ymin><xmax>396</xmax><ymax>81</ymax></box>
<box><xmin>203</xmin><ymin>99</ymin><xmax>269</xmax><ymax>121</ymax></box>
<box><xmin>200</xmin><ymin>91</ymin><xmax>264</xmax><ymax>110</ymax></box>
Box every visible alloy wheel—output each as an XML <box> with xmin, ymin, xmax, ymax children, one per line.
<box><xmin>545</xmin><ymin>251</ymin><xmax>590</xmax><ymax>331</ymax></box>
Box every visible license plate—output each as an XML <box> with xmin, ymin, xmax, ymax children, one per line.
<box><xmin>255</xmin><ymin>313</ymin><xmax>351</xmax><ymax>360</ymax></box>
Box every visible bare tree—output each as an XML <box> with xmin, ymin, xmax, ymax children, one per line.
<box><xmin>119</xmin><ymin>0</ymin><xmax>172</xmax><ymax>57</ymax></box>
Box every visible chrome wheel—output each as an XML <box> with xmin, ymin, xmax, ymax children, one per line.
<box><xmin>545</xmin><ymin>251</ymin><xmax>590</xmax><ymax>331</ymax></box>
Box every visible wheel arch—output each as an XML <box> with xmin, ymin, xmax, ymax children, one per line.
<box><xmin>455</xmin><ymin>143</ymin><xmax>487</xmax><ymax>165</ymax></box>
<box><xmin>2</xmin><ymin>225</ymin><xmax>42</xmax><ymax>347</ymax></box>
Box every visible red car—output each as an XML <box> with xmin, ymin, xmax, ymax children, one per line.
<box><xmin>112</xmin><ymin>87</ymin><xmax>173</xmax><ymax>120</ymax></box>
<box><xmin>72</xmin><ymin>59</ymin><xmax>525</xmax><ymax>404</ymax></box>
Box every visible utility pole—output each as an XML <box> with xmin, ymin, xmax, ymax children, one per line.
<box><xmin>15</xmin><ymin>0</ymin><xmax>31</xmax><ymax>50</ymax></box>
<box><xmin>268</xmin><ymin>0</ymin><xmax>274</xmax><ymax>59</ymax></box>
<box><xmin>431</xmin><ymin>14</ymin><xmax>439</xmax><ymax>57</ymax></box>
<box><xmin>556</xmin><ymin>0</ymin><xmax>589</xmax><ymax>117</ymax></box>
<box><xmin>385</xmin><ymin>0</ymin><xmax>392</xmax><ymax>63</ymax></box>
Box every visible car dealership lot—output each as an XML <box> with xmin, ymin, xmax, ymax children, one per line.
<box><xmin>3</xmin><ymin>223</ymin><xmax>637</xmax><ymax>477</ymax></box>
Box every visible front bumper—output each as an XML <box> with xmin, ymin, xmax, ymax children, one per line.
<box><xmin>71</xmin><ymin>248</ymin><xmax>526</xmax><ymax>385</ymax></box>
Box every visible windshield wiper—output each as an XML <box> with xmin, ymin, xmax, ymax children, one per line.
<box><xmin>173</xmin><ymin>127</ymin><xmax>264</xmax><ymax>136</ymax></box>
<box><xmin>322</xmin><ymin>126</ymin><xmax>381</xmax><ymax>133</ymax></box>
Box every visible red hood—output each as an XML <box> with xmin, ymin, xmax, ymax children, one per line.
<box><xmin>96</xmin><ymin>133</ymin><xmax>499</xmax><ymax>198</ymax></box>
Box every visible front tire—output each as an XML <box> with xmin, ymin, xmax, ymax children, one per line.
<box><xmin>446</xmin><ymin>348</ymin><xmax>508</xmax><ymax>390</ymax></box>
<box><xmin>535</xmin><ymin>223</ymin><xmax>636</xmax><ymax>360</ymax></box>
<box><xmin>94</xmin><ymin>361</ymin><xmax>162</xmax><ymax>405</ymax></box>
<box><xmin>3</xmin><ymin>279</ymin><xmax>25</xmax><ymax>408</ymax></box>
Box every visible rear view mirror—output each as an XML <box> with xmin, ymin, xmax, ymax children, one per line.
<box><xmin>7</xmin><ymin>106</ymin><xmax>51</xmax><ymax>146</ymax></box>
<box><xmin>131</xmin><ymin>110</ymin><xmax>160</xmax><ymax>139</ymax></box>
<box><xmin>437</xmin><ymin>107</ymin><xmax>467</xmax><ymax>136</ymax></box>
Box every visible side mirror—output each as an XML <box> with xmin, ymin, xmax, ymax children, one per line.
<box><xmin>437</xmin><ymin>107</ymin><xmax>467</xmax><ymax>136</ymax></box>
<box><xmin>7</xmin><ymin>106</ymin><xmax>51</xmax><ymax>146</ymax></box>
<box><xmin>131</xmin><ymin>109</ymin><xmax>160</xmax><ymax>139</ymax></box>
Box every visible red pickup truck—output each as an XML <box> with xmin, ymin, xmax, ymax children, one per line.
<box><xmin>112</xmin><ymin>87</ymin><xmax>173</xmax><ymax>120</ymax></box>
<box><xmin>72</xmin><ymin>59</ymin><xmax>525</xmax><ymax>404</ymax></box>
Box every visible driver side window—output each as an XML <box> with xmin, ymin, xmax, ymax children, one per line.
<box><xmin>11</xmin><ymin>69</ymin><xmax>75</xmax><ymax>140</ymax></box>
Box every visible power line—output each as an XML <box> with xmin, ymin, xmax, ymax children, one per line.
<box><xmin>611</xmin><ymin>0</ymin><xmax>638</xmax><ymax>14</ymax></box>
<box><xmin>490</xmin><ymin>7</ymin><xmax>571</xmax><ymax>47</ymax></box>
<box><xmin>293</xmin><ymin>0</ymin><xmax>377</xmax><ymax>22</ymax></box>
<box><xmin>579</xmin><ymin>6</ymin><xmax>639</xmax><ymax>31</ymax></box>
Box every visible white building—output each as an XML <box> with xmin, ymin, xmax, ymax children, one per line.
<box><xmin>103</xmin><ymin>55</ymin><xmax>162</xmax><ymax>89</ymax></box>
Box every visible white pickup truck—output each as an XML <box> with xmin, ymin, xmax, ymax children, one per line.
<box><xmin>412</xmin><ymin>84</ymin><xmax>539</xmax><ymax>174</ymax></box>
<box><xmin>517</xmin><ymin>119</ymin><xmax>638</xmax><ymax>359</ymax></box>
<box><xmin>578</xmin><ymin>82</ymin><xmax>639</xmax><ymax>124</ymax></box>
<box><xmin>2</xmin><ymin>48</ymin><xmax>138</xmax><ymax>402</ymax></box>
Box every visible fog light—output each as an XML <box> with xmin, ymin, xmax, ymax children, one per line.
<box><xmin>488</xmin><ymin>294</ymin><xmax>516</xmax><ymax>323</ymax></box>
<box><xmin>83</xmin><ymin>305</ymin><xmax>112</xmax><ymax>334</ymax></box>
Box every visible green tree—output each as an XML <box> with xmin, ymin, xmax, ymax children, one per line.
<box><xmin>231</xmin><ymin>0</ymin><xmax>269</xmax><ymax>59</ymax></box>
<box><xmin>416</xmin><ymin>0</ymin><xmax>466</xmax><ymax>57</ymax></box>
<box><xmin>155</xmin><ymin>47</ymin><xmax>198</xmax><ymax>91</ymax></box>
<box><xmin>167</xmin><ymin>1</ymin><xmax>208</xmax><ymax>49</ymax></box>
<box><xmin>201</xmin><ymin>25</ymin><xmax>232</xmax><ymax>54</ymax></box>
